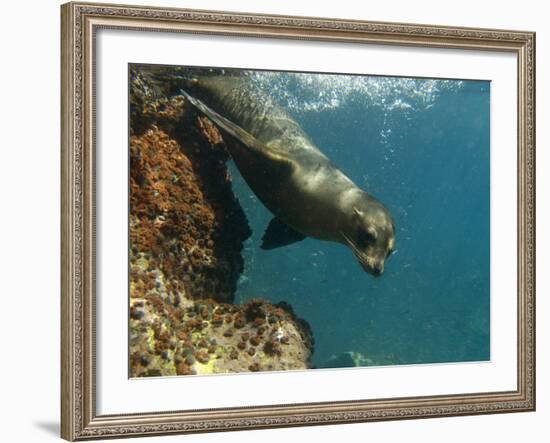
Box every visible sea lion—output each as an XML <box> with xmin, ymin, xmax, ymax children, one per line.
<box><xmin>180</xmin><ymin>72</ymin><xmax>395</xmax><ymax>276</ymax></box>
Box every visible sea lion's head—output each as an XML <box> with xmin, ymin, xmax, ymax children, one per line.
<box><xmin>342</xmin><ymin>201</ymin><xmax>395</xmax><ymax>277</ymax></box>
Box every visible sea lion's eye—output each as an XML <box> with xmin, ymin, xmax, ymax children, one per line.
<box><xmin>357</xmin><ymin>228</ymin><xmax>375</xmax><ymax>247</ymax></box>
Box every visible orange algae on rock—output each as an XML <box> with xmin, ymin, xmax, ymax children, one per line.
<box><xmin>128</xmin><ymin>65</ymin><xmax>314</xmax><ymax>377</ymax></box>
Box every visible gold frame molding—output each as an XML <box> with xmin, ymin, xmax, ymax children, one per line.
<box><xmin>61</xmin><ymin>2</ymin><xmax>536</xmax><ymax>440</ymax></box>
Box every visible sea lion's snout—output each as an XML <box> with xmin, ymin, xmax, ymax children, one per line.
<box><xmin>357</xmin><ymin>255</ymin><xmax>385</xmax><ymax>277</ymax></box>
<box><xmin>371</xmin><ymin>262</ymin><xmax>384</xmax><ymax>277</ymax></box>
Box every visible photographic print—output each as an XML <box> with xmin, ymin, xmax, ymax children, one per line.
<box><xmin>128</xmin><ymin>64</ymin><xmax>490</xmax><ymax>378</ymax></box>
<box><xmin>62</xmin><ymin>4</ymin><xmax>535</xmax><ymax>438</ymax></box>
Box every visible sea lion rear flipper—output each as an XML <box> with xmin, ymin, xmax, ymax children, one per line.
<box><xmin>261</xmin><ymin>218</ymin><xmax>306</xmax><ymax>250</ymax></box>
<box><xmin>180</xmin><ymin>89</ymin><xmax>291</xmax><ymax>169</ymax></box>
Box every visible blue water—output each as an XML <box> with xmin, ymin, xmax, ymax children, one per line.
<box><xmin>229</xmin><ymin>71</ymin><xmax>490</xmax><ymax>368</ymax></box>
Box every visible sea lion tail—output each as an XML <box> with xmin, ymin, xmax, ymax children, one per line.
<box><xmin>180</xmin><ymin>87</ymin><xmax>296</xmax><ymax>186</ymax></box>
<box><xmin>180</xmin><ymin>88</ymin><xmax>290</xmax><ymax>165</ymax></box>
<box><xmin>180</xmin><ymin>89</ymin><xmax>252</xmax><ymax>144</ymax></box>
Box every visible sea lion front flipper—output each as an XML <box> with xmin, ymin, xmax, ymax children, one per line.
<box><xmin>261</xmin><ymin>218</ymin><xmax>306</xmax><ymax>250</ymax></box>
<box><xmin>180</xmin><ymin>89</ymin><xmax>291</xmax><ymax>168</ymax></box>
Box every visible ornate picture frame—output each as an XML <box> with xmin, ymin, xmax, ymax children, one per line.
<box><xmin>61</xmin><ymin>1</ymin><xmax>535</xmax><ymax>440</ymax></box>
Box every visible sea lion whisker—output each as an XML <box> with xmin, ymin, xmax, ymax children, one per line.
<box><xmin>341</xmin><ymin>231</ymin><xmax>370</xmax><ymax>265</ymax></box>
<box><xmin>341</xmin><ymin>232</ymin><xmax>360</xmax><ymax>254</ymax></box>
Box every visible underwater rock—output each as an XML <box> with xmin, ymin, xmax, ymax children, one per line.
<box><xmin>129</xmin><ymin>66</ymin><xmax>314</xmax><ymax>377</ymax></box>
<box><xmin>129</xmin><ymin>119</ymin><xmax>249</xmax><ymax>303</ymax></box>
<box><xmin>129</xmin><ymin>294</ymin><xmax>314</xmax><ymax>377</ymax></box>
<box><xmin>320</xmin><ymin>352</ymin><xmax>356</xmax><ymax>369</ymax></box>
<box><xmin>319</xmin><ymin>351</ymin><xmax>400</xmax><ymax>369</ymax></box>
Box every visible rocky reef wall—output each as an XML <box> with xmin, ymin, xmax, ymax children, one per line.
<box><xmin>129</xmin><ymin>66</ymin><xmax>314</xmax><ymax>377</ymax></box>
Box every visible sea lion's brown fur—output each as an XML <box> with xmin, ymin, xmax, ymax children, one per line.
<box><xmin>182</xmin><ymin>73</ymin><xmax>395</xmax><ymax>276</ymax></box>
